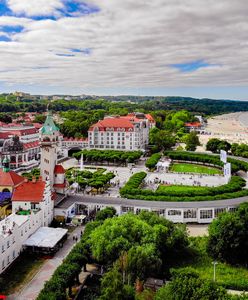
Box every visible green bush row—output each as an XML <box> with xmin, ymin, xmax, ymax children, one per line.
<box><xmin>164</xmin><ymin>151</ymin><xmax>248</xmax><ymax>173</ymax></box>
<box><xmin>73</xmin><ymin>149</ymin><xmax>142</xmax><ymax>163</ymax></box>
<box><xmin>145</xmin><ymin>153</ymin><xmax>161</xmax><ymax>169</ymax></box>
<box><xmin>37</xmin><ymin>239</ymin><xmax>89</xmax><ymax>300</ymax></box>
<box><xmin>120</xmin><ymin>172</ymin><xmax>248</xmax><ymax>202</ymax></box>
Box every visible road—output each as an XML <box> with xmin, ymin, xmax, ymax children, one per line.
<box><xmin>7</xmin><ymin>226</ymin><xmax>84</xmax><ymax>300</ymax></box>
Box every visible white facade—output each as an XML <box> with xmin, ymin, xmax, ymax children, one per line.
<box><xmin>88</xmin><ymin>113</ymin><xmax>154</xmax><ymax>151</ymax></box>
<box><xmin>0</xmin><ymin>181</ymin><xmax>53</xmax><ymax>275</ymax></box>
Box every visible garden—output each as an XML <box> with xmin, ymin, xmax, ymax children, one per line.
<box><xmin>120</xmin><ymin>151</ymin><xmax>248</xmax><ymax>202</ymax></box>
<box><xmin>65</xmin><ymin>168</ymin><xmax>115</xmax><ymax>193</ymax></box>
<box><xmin>73</xmin><ymin>149</ymin><xmax>142</xmax><ymax>165</ymax></box>
<box><xmin>170</xmin><ymin>162</ymin><xmax>222</xmax><ymax>175</ymax></box>
<box><xmin>37</xmin><ymin>204</ymin><xmax>248</xmax><ymax>300</ymax></box>
<box><xmin>120</xmin><ymin>172</ymin><xmax>248</xmax><ymax>201</ymax></box>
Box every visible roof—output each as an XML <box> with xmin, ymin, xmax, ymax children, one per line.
<box><xmin>23</xmin><ymin>227</ymin><xmax>68</xmax><ymax>248</ymax></box>
<box><xmin>41</xmin><ymin>112</ymin><xmax>59</xmax><ymax>135</ymax></box>
<box><xmin>54</xmin><ymin>164</ymin><xmax>65</xmax><ymax>174</ymax></box>
<box><xmin>0</xmin><ymin>132</ymin><xmax>11</xmax><ymax>139</ymax></box>
<box><xmin>145</xmin><ymin>114</ymin><xmax>155</xmax><ymax>123</ymax></box>
<box><xmin>12</xmin><ymin>180</ymin><xmax>46</xmax><ymax>202</ymax></box>
<box><xmin>185</xmin><ymin>122</ymin><xmax>202</xmax><ymax>127</ymax></box>
<box><xmin>54</xmin><ymin>183</ymin><xmax>66</xmax><ymax>188</ymax></box>
<box><xmin>23</xmin><ymin>140</ymin><xmax>39</xmax><ymax>149</ymax></box>
<box><xmin>0</xmin><ymin>169</ymin><xmax>25</xmax><ymax>186</ymax></box>
<box><xmin>89</xmin><ymin>117</ymin><xmax>134</xmax><ymax>131</ymax></box>
<box><xmin>55</xmin><ymin>194</ymin><xmax>248</xmax><ymax>210</ymax></box>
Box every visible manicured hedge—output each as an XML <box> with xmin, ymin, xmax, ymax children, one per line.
<box><xmin>164</xmin><ymin>151</ymin><xmax>248</xmax><ymax>173</ymax></box>
<box><xmin>73</xmin><ymin>149</ymin><xmax>142</xmax><ymax>164</ymax></box>
<box><xmin>145</xmin><ymin>153</ymin><xmax>161</xmax><ymax>170</ymax></box>
<box><xmin>120</xmin><ymin>172</ymin><xmax>248</xmax><ymax>202</ymax></box>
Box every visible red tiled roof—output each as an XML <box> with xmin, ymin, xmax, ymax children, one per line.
<box><xmin>12</xmin><ymin>180</ymin><xmax>46</xmax><ymax>202</ymax></box>
<box><xmin>0</xmin><ymin>132</ymin><xmax>11</xmax><ymax>139</ymax></box>
<box><xmin>185</xmin><ymin>122</ymin><xmax>201</xmax><ymax>127</ymax></box>
<box><xmin>23</xmin><ymin>140</ymin><xmax>39</xmax><ymax>149</ymax></box>
<box><xmin>33</xmin><ymin>123</ymin><xmax>43</xmax><ymax>129</ymax></box>
<box><xmin>0</xmin><ymin>169</ymin><xmax>25</xmax><ymax>186</ymax></box>
<box><xmin>53</xmin><ymin>183</ymin><xmax>66</xmax><ymax>188</ymax></box>
<box><xmin>145</xmin><ymin>114</ymin><xmax>155</xmax><ymax>122</ymax></box>
<box><xmin>54</xmin><ymin>165</ymin><xmax>65</xmax><ymax>174</ymax></box>
<box><xmin>89</xmin><ymin>118</ymin><xmax>134</xmax><ymax>132</ymax></box>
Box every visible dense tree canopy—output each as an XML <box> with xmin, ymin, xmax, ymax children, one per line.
<box><xmin>155</xmin><ymin>268</ymin><xmax>229</xmax><ymax>300</ymax></box>
<box><xmin>207</xmin><ymin>203</ymin><xmax>248</xmax><ymax>266</ymax></box>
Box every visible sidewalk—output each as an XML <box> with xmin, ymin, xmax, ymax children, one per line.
<box><xmin>8</xmin><ymin>226</ymin><xmax>84</xmax><ymax>300</ymax></box>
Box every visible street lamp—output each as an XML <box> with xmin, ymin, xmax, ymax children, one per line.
<box><xmin>212</xmin><ymin>261</ymin><xmax>218</xmax><ymax>282</ymax></box>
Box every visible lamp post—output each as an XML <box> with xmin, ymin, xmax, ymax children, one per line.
<box><xmin>212</xmin><ymin>261</ymin><xmax>218</xmax><ymax>282</ymax></box>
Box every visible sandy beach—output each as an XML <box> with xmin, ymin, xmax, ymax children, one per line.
<box><xmin>199</xmin><ymin>112</ymin><xmax>248</xmax><ymax>150</ymax></box>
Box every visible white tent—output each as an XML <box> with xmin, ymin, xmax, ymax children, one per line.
<box><xmin>23</xmin><ymin>227</ymin><xmax>68</xmax><ymax>249</ymax></box>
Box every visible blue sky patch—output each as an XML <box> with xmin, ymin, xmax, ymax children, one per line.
<box><xmin>0</xmin><ymin>25</ymin><xmax>24</xmax><ymax>33</ymax></box>
<box><xmin>70</xmin><ymin>48</ymin><xmax>92</xmax><ymax>55</ymax></box>
<box><xmin>0</xmin><ymin>35</ymin><xmax>11</xmax><ymax>42</ymax></box>
<box><xmin>0</xmin><ymin>0</ymin><xmax>100</xmax><ymax>20</ymax></box>
<box><xmin>56</xmin><ymin>53</ymin><xmax>75</xmax><ymax>57</ymax></box>
<box><xmin>0</xmin><ymin>1</ymin><xmax>12</xmax><ymax>16</ymax></box>
<box><xmin>169</xmin><ymin>60</ymin><xmax>217</xmax><ymax>72</ymax></box>
<box><xmin>61</xmin><ymin>1</ymin><xmax>100</xmax><ymax>16</ymax></box>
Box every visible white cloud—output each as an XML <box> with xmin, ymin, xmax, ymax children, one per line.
<box><xmin>7</xmin><ymin>0</ymin><xmax>63</xmax><ymax>17</ymax></box>
<box><xmin>0</xmin><ymin>0</ymin><xmax>248</xmax><ymax>92</ymax></box>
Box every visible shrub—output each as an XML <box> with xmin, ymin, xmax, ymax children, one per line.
<box><xmin>145</xmin><ymin>153</ymin><xmax>161</xmax><ymax>170</ymax></box>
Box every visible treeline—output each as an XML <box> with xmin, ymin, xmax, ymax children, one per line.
<box><xmin>207</xmin><ymin>138</ymin><xmax>248</xmax><ymax>159</ymax></box>
<box><xmin>73</xmin><ymin>149</ymin><xmax>142</xmax><ymax>164</ymax></box>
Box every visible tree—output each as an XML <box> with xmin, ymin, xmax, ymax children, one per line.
<box><xmin>34</xmin><ymin>114</ymin><xmax>46</xmax><ymax>124</ymax></box>
<box><xmin>99</xmin><ymin>264</ymin><xmax>135</xmax><ymax>300</ymax></box>
<box><xmin>206</xmin><ymin>138</ymin><xmax>222</xmax><ymax>153</ymax></box>
<box><xmin>149</xmin><ymin>128</ymin><xmax>176</xmax><ymax>151</ymax></box>
<box><xmin>207</xmin><ymin>203</ymin><xmax>248</xmax><ymax>265</ymax></box>
<box><xmin>155</xmin><ymin>268</ymin><xmax>229</xmax><ymax>300</ymax></box>
<box><xmin>185</xmin><ymin>132</ymin><xmax>200</xmax><ymax>151</ymax></box>
<box><xmin>0</xmin><ymin>113</ymin><xmax>12</xmax><ymax>123</ymax></box>
<box><xmin>95</xmin><ymin>207</ymin><xmax>117</xmax><ymax>221</ymax></box>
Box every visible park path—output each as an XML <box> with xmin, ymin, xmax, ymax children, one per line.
<box><xmin>7</xmin><ymin>226</ymin><xmax>84</xmax><ymax>300</ymax></box>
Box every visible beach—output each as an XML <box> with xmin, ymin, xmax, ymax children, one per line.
<box><xmin>199</xmin><ymin>112</ymin><xmax>248</xmax><ymax>150</ymax></box>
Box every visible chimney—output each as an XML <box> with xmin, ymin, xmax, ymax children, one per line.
<box><xmin>24</xmin><ymin>177</ymin><xmax>29</xmax><ymax>183</ymax></box>
<box><xmin>32</xmin><ymin>176</ymin><xmax>36</xmax><ymax>183</ymax></box>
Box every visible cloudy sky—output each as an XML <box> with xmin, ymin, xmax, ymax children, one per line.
<box><xmin>0</xmin><ymin>0</ymin><xmax>248</xmax><ymax>99</ymax></box>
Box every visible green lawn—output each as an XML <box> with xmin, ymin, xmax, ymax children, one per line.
<box><xmin>172</xmin><ymin>237</ymin><xmax>248</xmax><ymax>291</ymax></box>
<box><xmin>170</xmin><ymin>163</ymin><xmax>222</xmax><ymax>175</ymax></box>
<box><xmin>0</xmin><ymin>253</ymin><xmax>45</xmax><ymax>295</ymax></box>
<box><xmin>157</xmin><ymin>184</ymin><xmax>207</xmax><ymax>193</ymax></box>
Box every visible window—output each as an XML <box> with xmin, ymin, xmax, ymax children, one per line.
<box><xmin>214</xmin><ymin>208</ymin><xmax>226</xmax><ymax>217</ymax></box>
<box><xmin>7</xmin><ymin>256</ymin><xmax>10</xmax><ymax>264</ymax></box>
<box><xmin>2</xmin><ymin>260</ymin><xmax>5</xmax><ymax>270</ymax></box>
<box><xmin>184</xmin><ymin>209</ymin><xmax>197</xmax><ymax>219</ymax></box>
<box><xmin>13</xmin><ymin>250</ymin><xmax>15</xmax><ymax>259</ymax></box>
<box><xmin>2</xmin><ymin>245</ymin><xmax>5</xmax><ymax>253</ymax></box>
<box><xmin>7</xmin><ymin>241</ymin><xmax>10</xmax><ymax>248</ymax></box>
<box><xmin>168</xmin><ymin>210</ymin><xmax>181</xmax><ymax>216</ymax></box>
<box><xmin>200</xmin><ymin>210</ymin><xmax>213</xmax><ymax>219</ymax></box>
<box><xmin>229</xmin><ymin>207</ymin><xmax>236</xmax><ymax>213</ymax></box>
<box><xmin>121</xmin><ymin>206</ymin><xmax>134</xmax><ymax>213</ymax></box>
